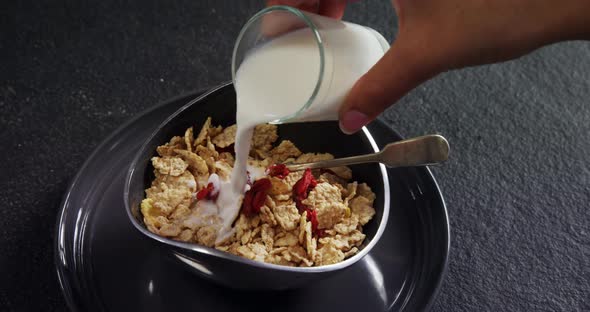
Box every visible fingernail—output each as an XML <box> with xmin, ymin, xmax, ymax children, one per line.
<box><xmin>339</xmin><ymin>110</ymin><xmax>369</xmax><ymax>134</ymax></box>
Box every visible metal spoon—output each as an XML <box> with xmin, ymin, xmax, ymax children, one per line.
<box><xmin>285</xmin><ymin>134</ymin><xmax>449</xmax><ymax>171</ymax></box>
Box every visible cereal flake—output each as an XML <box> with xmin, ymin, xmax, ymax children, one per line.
<box><xmin>184</xmin><ymin>127</ymin><xmax>194</xmax><ymax>153</ymax></box>
<box><xmin>151</xmin><ymin>156</ymin><xmax>188</xmax><ymax>176</ymax></box>
<box><xmin>302</xmin><ymin>182</ymin><xmax>347</xmax><ymax>229</ymax></box>
<box><xmin>349</xmin><ymin>196</ymin><xmax>376</xmax><ymax>226</ymax></box>
<box><xmin>212</xmin><ymin>124</ymin><xmax>237</xmax><ymax>148</ymax></box>
<box><xmin>273</xmin><ymin>201</ymin><xmax>300</xmax><ymax>231</ymax></box>
<box><xmin>270</xmin><ymin>140</ymin><xmax>302</xmax><ymax>163</ymax></box>
<box><xmin>252</xmin><ymin>124</ymin><xmax>278</xmax><ymax>151</ymax></box>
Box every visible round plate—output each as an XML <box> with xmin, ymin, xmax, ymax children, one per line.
<box><xmin>55</xmin><ymin>89</ymin><xmax>450</xmax><ymax>312</ymax></box>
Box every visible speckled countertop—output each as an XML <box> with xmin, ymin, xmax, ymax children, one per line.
<box><xmin>1</xmin><ymin>0</ymin><xmax>589</xmax><ymax>311</ymax></box>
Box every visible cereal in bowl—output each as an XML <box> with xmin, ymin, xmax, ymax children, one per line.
<box><xmin>140</xmin><ymin>118</ymin><xmax>376</xmax><ymax>267</ymax></box>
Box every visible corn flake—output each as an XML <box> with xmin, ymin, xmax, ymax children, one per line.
<box><xmin>318</xmin><ymin>172</ymin><xmax>347</xmax><ymax>188</ymax></box>
<box><xmin>269</xmin><ymin>177</ymin><xmax>290</xmax><ymax>195</ymax></box>
<box><xmin>145</xmin><ymin>171</ymin><xmax>196</xmax><ymax>215</ymax></box>
<box><xmin>283</xmin><ymin>170</ymin><xmax>304</xmax><ymax>191</ymax></box>
<box><xmin>357</xmin><ymin>183</ymin><xmax>376</xmax><ymax>205</ymax></box>
<box><xmin>252</xmin><ymin>124</ymin><xmax>278</xmax><ymax>151</ymax></box>
<box><xmin>151</xmin><ymin>156</ymin><xmax>188</xmax><ymax>176</ymax></box>
<box><xmin>298</xmin><ymin>211</ymin><xmax>308</xmax><ymax>245</ymax></box>
<box><xmin>270</xmin><ymin>246</ymin><xmax>289</xmax><ymax>255</ymax></box>
<box><xmin>345</xmin><ymin>229</ymin><xmax>366</xmax><ymax>247</ymax></box>
<box><xmin>176</xmin><ymin>229</ymin><xmax>194</xmax><ymax>242</ymax></box>
<box><xmin>240</xmin><ymin>229</ymin><xmax>253</xmax><ymax>245</ymax></box>
<box><xmin>197</xmin><ymin>225</ymin><xmax>218</xmax><ymax>247</ymax></box>
<box><xmin>156</xmin><ymin>136</ymin><xmax>185</xmax><ymax>157</ymax></box>
<box><xmin>343</xmin><ymin>182</ymin><xmax>358</xmax><ymax>203</ymax></box>
<box><xmin>349</xmin><ymin>196</ymin><xmax>376</xmax><ymax>226</ymax></box>
<box><xmin>208</xmin><ymin>124</ymin><xmax>223</xmax><ymax>138</ymax></box>
<box><xmin>214</xmin><ymin>160</ymin><xmax>233</xmax><ymax>181</ymax></box>
<box><xmin>319</xmin><ymin>235</ymin><xmax>350</xmax><ymax>251</ymax></box>
<box><xmin>259</xmin><ymin>205</ymin><xmax>277</xmax><ymax>227</ymax></box>
<box><xmin>304</xmin><ymin>221</ymin><xmax>317</xmax><ymax>260</ymax></box>
<box><xmin>273</xmin><ymin>201</ymin><xmax>300</xmax><ymax>231</ymax></box>
<box><xmin>302</xmin><ymin>182</ymin><xmax>346</xmax><ymax>229</ymax></box>
<box><xmin>260</xmin><ymin>224</ymin><xmax>274</xmax><ymax>251</ymax></box>
<box><xmin>343</xmin><ymin>247</ymin><xmax>359</xmax><ymax>259</ymax></box>
<box><xmin>184</xmin><ymin>127</ymin><xmax>194</xmax><ymax>153</ymax></box>
<box><xmin>195</xmin><ymin>144</ymin><xmax>218</xmax><ymax>172</ymax></box>
<box><xmin>274</xmin><ymin>231</ymin><xmax>299</xmax><ymax>247</ymax></box>
<box><xmin>333</xmin><ymin>213</ymin><xmax>359</xmax><ymax>235</ymax></box>
<box><xmin>219</xmin><ymin>152</ymin><xmax>235</xmax><ymax>164</ymax></box>
<box><xmin>173</xmin><ymin>149</ymin><xmax>209</xmax><ymax>180</ymax></box>
<box><xmin>295</xmin><ymin>153</ymin><xmax>333</xmax><ymax>163</ymax></box>
<box><xmin>288</xmin><ymin>245</ymin><xmax>313</xmax><ymax>266</ymax></box>
<box><xmin>248</xmin><ymin>243</ymin><xmax>268</xmax><ymax>262</ymax></box>
<box><xmin>250</xmin><ymin>215</ymin><xmax>261</xmax><ymax>228</ymax></box>
<box><xmin>269</xmin><ymin>253</ymin><xmax>297</xmax><ymax>267</ymax></box>
<box><xmin>169</xmin><ymin>204</ymin><xmax>191</xmax><ymax>221</ymax></box>
<box><xmin>158</xmin><ymin>222</ymin><xmax>182</xmax><ymax>237</ymax></box>
<box><xmin>236</xmin><ymin>245</ymin><xmax>256</xmax><ymax>260</ymax></box>
<box><xmin>328</xmin><ymin>166</ymin><xmax>353</xmax><ymax>180</ymax></box>
<box><xmin>316</xmin><ymin>242</ymin><xmax>345</xmax><ymax>266</ymax></box>
<box><xmin>212</xmin><ymin>124</ymin><xmax>237</xmax><ymax>148</ymax></box>
<box><xmin>194</xmin><ymin>117</ymin><xmax>211</xmax><ymax>147</ymax></box>
<box><xmin>270</xmin><ymin>140</ymin><xmax>302</xmax><ymax>163</ymax></box>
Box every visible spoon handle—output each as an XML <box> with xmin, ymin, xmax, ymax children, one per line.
<box><xmin>379</xmin><ymin>134</ymin><xmax>449</xmax><ymax>168</ymax></box>
<box><xmin>284</xmin><ymin>134</ymin><xmax>449</xmax><ymax>171</ymax></box>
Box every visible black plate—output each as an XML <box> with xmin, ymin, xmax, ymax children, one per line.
<box><xmin>55</xmin><ymin>88</ymin><xmax>450</xmax><ymax>312</ymax></box>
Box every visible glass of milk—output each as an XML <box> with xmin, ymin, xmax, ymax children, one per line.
<box><xmin>232</xmin><ymin>5</ymin><xmax>390</xmax><ymax>124</ymax></box>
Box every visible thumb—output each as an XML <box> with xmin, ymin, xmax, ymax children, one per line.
<box><xmin>338</xmin><ymin>39</ymin><xmax>441</xmax><ymax>134</ymax></box>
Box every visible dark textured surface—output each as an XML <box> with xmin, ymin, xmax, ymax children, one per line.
<box><xmin>0</xmin><ymin>0</ymin><xmax>588</xmax><ymax>311</ymax></box>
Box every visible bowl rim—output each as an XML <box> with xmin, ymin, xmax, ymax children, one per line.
<box><xmin>123</xmin><ymin>81</ymin><xmax>391</xmax><ymax>273</ymax></box>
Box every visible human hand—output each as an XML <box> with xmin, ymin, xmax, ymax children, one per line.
<box><xmin>339</xmin><ymin>0</ymin><xmax>590</xmax><ymax>133</ymax></box>
<box><xmin>266</xmin><ymin>0</ymin><xmax>347</xmax><ymax>19</ymax></box>
<box><xmin>269</xmin><ymin>0</ymin><xmax>590</xmax><ymax>134</ymax></box>
<box><xmin>262</xmin><ymin>0</ymin><xmax>347</xmax><ymax>37</ymax></box>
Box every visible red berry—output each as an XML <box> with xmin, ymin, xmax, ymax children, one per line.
<box><xmin>241</xmin><ymin>178</ymin><xmax>272</xmax><ymax>216</ymax></box>
<box><xmin>268</xmin><ymin>163</ymin><xmax>290</xmax><ymax>179</ymax></box>
<box><xmin>252</xmin><ymin>191</ymin><xmax>267</xmax><ymax>214</ymax></box>
<box><xmin>306</xmin><ymin>208</ymin><xmax>319</xmax><ymax>235</ymax></box>
<box><xmin>196</xmin><ymin>182</ymin><xmax>217</xmax><ymax>200</ymax></box>
<box><xmin>251</xmin><ymin>178</ymin><xmax>271</xmax><ymax>192</ymax></box>
<box><xmin>293</xmin><ymin>168</ymin><xmax>318</xmax><ymax>212</ymax></box>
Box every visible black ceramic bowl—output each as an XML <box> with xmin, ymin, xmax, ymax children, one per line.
<box><xmin>124</xmin><ymin>82</ymin><xmax>390</xmax><ymax>290</ymax></box>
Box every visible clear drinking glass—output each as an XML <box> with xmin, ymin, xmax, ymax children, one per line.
<box><xmin>232</xmin><ymin>5</ymin><xmax>389</xmax><ymax>124</ymax></box>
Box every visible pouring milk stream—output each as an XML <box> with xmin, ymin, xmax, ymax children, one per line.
<box><xmin>213</xmin><ymin>6</ymin><xmax>389</xmax><ymax>243</ymax></box>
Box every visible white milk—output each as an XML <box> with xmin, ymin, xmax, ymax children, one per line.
<box><xmin>214</xmin><ymin>20</ymin><xmax>388</xmax><ymax>243</ymax></box>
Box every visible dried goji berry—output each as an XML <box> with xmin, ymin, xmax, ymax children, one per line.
<box><xmin>293</xmin><ymin>168</ymin><xmax>318</xmax><ymax>212</ymax></box>
<box><xmin>310</xmin><ymin>176</ymin><xmax>317</xmax><ymax>188</ymax></box>
<box><xmin>316</xmin><ymin>229</ymin><xmax>326</xmax><ymax>238</ymax></box>
<box><xmin>196</xmin><ymin>182</ymin><xmax>218</xmax><ymax>201</ymax></box>
<box><xmin>306</xmin><ymin>208</ymin><xmax>319</xmax><ymax>235</ymax></box>
<box><xmin>241</xmin><ymin>178</ymin><xmax>271</xmax><ymax>216</ymax></box>
<box><xmin>242</xmin><ymin>190</ymin><xmax>254</xmax><ymax>216</ymax></box>
<box><xmin>251</xmin><ymin>178</ymin><xmax>271</xmax><ymax>192</ymax></box>
<box><xmin>268</xmin><ymin>163</ymin><xmax>290</xmax><ymax>179</ymax></box>
<box><xmin>252</xmin><ymin>190</ymin><xmax>267</xmax><ymax>214</ymax></box>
